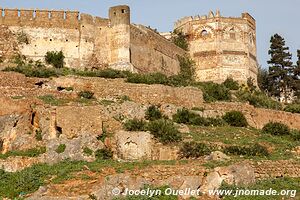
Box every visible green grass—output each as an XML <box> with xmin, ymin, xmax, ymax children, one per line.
<box><xmin>0</xmin><ymin>147</ymin><xmax>46</xmax><ymax>160</ymax></box>
<box><xmin>0</xmin><ymin>159</ymin><xmax>178</xmax><ymax>198</ymax></box>
<box><xmin>38</xmin><ymin>95</ymin><xmax>70</xmax><ymax>106</ymax></box>
<box><xmin>11</xmin><ymin>96</ymin><xmax>24</xmax><ymax>100</ymax></box>
<box><xmin>186</xmin><ymin>126</ymin><xmax>300</xmax><ymax>161</ymax></box>
<box><xmin>220</xmin><ymin>177</ymin><xmax>300</xmax><ymax>200</ymax></box>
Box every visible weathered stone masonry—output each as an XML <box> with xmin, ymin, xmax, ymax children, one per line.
<box><xmin>0</xmin><ymin>6</ymin><xmax>185</xmax><ymax>75</ymax></box>
<box><xmin>174</xmin><ymin>11</ymin><xmax>258</xmax><ymax>84</ymax></box>
<box><xmin>0</xmin><ymin>5</ymin><xmax>258</xmax><ymax>83</ymax></box>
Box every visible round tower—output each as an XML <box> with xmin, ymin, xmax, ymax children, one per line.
<box><xmin>175</xmin><ymin>11</ymin><xmax>258</xmax><ymax>85</ymax></box>
<box><xmin>109</xmin><ymin>5</ymin><xmax>130</xmax><ymax>26</ymax></box>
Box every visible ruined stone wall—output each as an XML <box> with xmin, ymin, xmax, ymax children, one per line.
<box><xmin>130</xmin><ymin>24</ymin><xmax>186</xmax><ymax>75</ymax></box>
<box><xmin>203</xmin><ymin>102</ymin><xmax>300</xmax><ymax>130</ymax></box>
<box><xmin>175</xmin><ymin>11</ymin><xmax>258</xmax><ymax>84</ymax></box>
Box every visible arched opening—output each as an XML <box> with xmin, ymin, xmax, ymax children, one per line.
<box><xmin>201</xmin><ymin>30</ymin><xmax>209</xmax><ymax>37</ymax></box>
<box><xmin>229</xmin><ymin>27</ymin><xmax>236</xmax><ymax>40</ymax></box>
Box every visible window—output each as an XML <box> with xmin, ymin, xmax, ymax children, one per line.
<box><xmin>230</xmin><ymin>33</ymin><xmax>236</xmax><ymax>40</ymax></box>
<box><xmin>201</xmin><ymin>30</ymin><xmax>209</xmax><ymax>37</ymax></box>
<box><xmin>229</xmin><ymin>28</ymin><xmax>236</xmax><ymax>40</ymax></box>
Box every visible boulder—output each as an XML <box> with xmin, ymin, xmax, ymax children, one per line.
<box><xmin>216</xmin><ymin>162</ymin><xmax>255</xmax><ymax>185</ymax></box>
<box><xmin>115</xmin><ymin>130</ymin><xmax>153</xmax><ymax>160</ymax></box>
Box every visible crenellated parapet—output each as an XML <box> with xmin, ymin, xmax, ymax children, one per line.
<box><xmin>0</xmin><ymin>8</ymin><xmax>110</xmax><ymax>29</ymax></box>
<box><xmin>174</xmin><ymin>10</ymin><xmax>255</xmax><ymax>30</ymax></box>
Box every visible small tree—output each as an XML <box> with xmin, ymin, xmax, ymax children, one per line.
<box><xmin>267</xmin><ymin>34</ymin><xmax>293</xmax><ymax>102</ymax></box>
<box><xmin>257</xmin><ymin>66</ymin><xmax>269</xmax><ymax>92</ymax></box>
<box><xmin>292</xmin><ymin>50</ymin><xmax>300</xmax><ymax>99</ymax></box>
<box><xmin>247</xmin><ymin>77</ymin><xmax>256</xmax><ymax>93</ymax></box>
<box><xmin>172</xmin><ymin>29</ymin><xmax>189</xmax><ymax>51</ymax></box>
<box><xmin>45</xmin><ymin>51</ymin><xmax>65</xmax><ymax>68</ymax></box>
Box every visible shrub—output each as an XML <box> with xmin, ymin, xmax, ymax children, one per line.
<box><xmin>194</xmin><ymin>82</ymin><xmax>230</xmax><ymax>102</ymax></box>
<box><xmin>147</xmin><ymin>119</ymin><xmax>182</xmax><ymax>144</ymax></box>
<box><xmin>223</xmin><ymin>77</ymin><xmax>239</xmax><ymax>90</ymax></box>
<box><xmin>224</xmin><ymin>143</ymin><xmax>269</xmax><ymax>157</ymax></box>
<box><xmin>173</xmin><ymin>108</ymin><xmax>198</xmax><ymax>124</ymax></box>
<box><xmin>236</xmin><ymin>90</ymin><xmax>282</xmax><ymax>110</ymax></box>
<box><xmin>45</xmin><ymin>51</ymin><xmax>65</xmax><ymax>68</ymax></box>
<box><xmin>222</xmin><ymin>111</ymin><xmax>248</xmax><ymax>127</ymax></box>
<box><xmin>145</xmin><ymin>105</ymin><xmax>163</xmax><ymax>121</ymax></box>
<box><xmin>177</xmin><ymin>56</ymin><xmax>195</xmax><ymax>81</ymax></box>
<box><xmin>55</xmin><ymin>144</ymin><xmax>66</xmax><ymax>154</ymax></box>
<box><xmin>3</xmin><ymin>66</ymin><xmax>59</xmax><ymax>78</ymax></box>
<box><xmin>262</xmin><ymin>122</ymin><xmax>290</xmax><ymax>136</ymax></box>
<box><xmin>78</xmin><ymin>91</ymin><xmax>94</xmax><ymax>99</ymax></box>
<box><xmin>284</xmin><ymin>104</ymin><xmax>300</xmax><ymax>114</ymax></box>
<box><xmin>35</xmin><ymin>129</ymin><xmax>43</xmax><ymax>141</ymax></box>
<box><xmin>17</xmin><ymin>31</ymin><xmax>29</xmax><ymax>44</ymax></box>
<box><xmin>172</xmin><ymin>30</ymin><xmax>189</xmax><ymax>51</ymax></box>
<box><xmin>83</xmin><ymin>147</ymin><xmax>93</xmax><ymax>156</ymax></box>
<box><xmin>173</xmin><ymin>108</ymin><xmax>226</xmax><ymax>126</ymax></box>
<box><xmin>180</xmin><ymin>142</ymin><xmax>210</xmax><ymax>158</ymax></box>
<box><xmin>95</xmin><ymin>148</ymin><xmax>113</xmax><ymax>160</ymax></box>
<box><xmin>124</xmin><ymin>118</ymin><xmax>147</xmax><ymax>131</ymax></box>
<box><xmin>290</xmin><ymin>129</ymin><xmax>300</xmax><ymax>141</ymax></box>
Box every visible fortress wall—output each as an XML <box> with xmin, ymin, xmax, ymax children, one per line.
<box><xmin>7</xmin><ymin>25</ymin><xmax>82</xmax><ymax>68</ymax></box>
<box><xmin>130</xmin><ymin>25</ymin><xmax>186</xmax><ymax>75</ymax></box>
<box><xmin>0</xmin><ymin>8</ymin><xmax>112</xmax><ymax>70</ymax></box>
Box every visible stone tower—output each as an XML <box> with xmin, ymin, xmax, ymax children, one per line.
<box><xmin>174</xmin><ymin>11</ymin><xmax>258</xmax><ymax>84</ymax></box>
<box><xmin>108</xmin><ymin>5</ymin><xmax>134</xmax><ymax>71</ymax></box>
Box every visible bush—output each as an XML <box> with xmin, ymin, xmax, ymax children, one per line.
<box><xmin>222</xmin><ymin>111</ymin><xmax>248</xmax><ymax>127</ymax></box>
<box><xmin>172</xmin><ymin>108</ymin><xmax>195</xmax><ymax>124</ymax></box>
<box><xmin>173</xmin><ymin>108</ymin><xmax>226</xmax><ymax>126</ymax></box>
<box><xmin>45</xmin><ymin>51</ymin><xmax>65</xmax><ymax>68</ymax></box>
<box><xmin>172</xmin><ymin>30</ymin><xmax>189</xmax><ymax>51</ymax></box>
<box><xmin>262</xmin><ymin>122</ymin><xmax>290</xmax><ymax>136</ymax></box>
<box><xmin>177</xmin><ymin>56</ymin><xmax>195</xmax><ymax>82</ymax></box>
<box><xmin>78</xmin><ymin>91</ymin><xmax>94</xmax><ymax>99</ymax></box>
<box><xmin>145</xmin><ymin>105</ymin><xmax>163</xmax><ymax>121</ymax></box>
<box><xmin>83</xmin><ymin>147</ymin><xmax>93</xmax><ymax>156</ymax></box>
<box><xmin>124</xmin><ymin>118</ymin><xmax>147</xmax><ymax>131</ymax></box>
<box><xmin>290</xmin><ymin>129</ymin><xmax>300</xmax><ymax>141</ymax></box>
<box><xmin>194</xmin><ymin>82</ymin><xmax>230</xmax><ymax>102</ymax></box>
<box><xmin>55</xmin><ymin>144</ymin><xmax>66</xmax><ymax>154</ymax></box>
<box><xmin>223</xmin><ymin>77</ymin><xmax>239</xmax><ymax>90</ymax></box>
<box><xmin>180</xmin><ymin>142</ymin><xmax>210</xmax><ymax>158</ymax></box>
<box><xmin>284</xmin><ymin>104</ymin><xmax>300</xmax><ymax>114</ymax></box>
<box><xmin>3</xmin><ymin>66</ymin><xmax>59</xmax><ymax>78</ymax></box>
<box><xmin>35</xmin><ymin>129</ymin><xmax>43</xmax><ymax>141</ymax></box>
<box><xmin>224</xmin><ymin>143</ymin><xmax>269</xmax><ymax>157</ymax></box>
<box><xmin>236</xmin><ymin>90</ymin><xmax>282</xmax><ymax>110</ymax></box>
<box><xmin>147</xmin><ymin>119</ymin><xmax>182</xmax><ymax>144</ymax></box>
<box><xmin>95</xmin><ymin>148</ymin><xmax>113</xmax><ymax>160</ymax></box>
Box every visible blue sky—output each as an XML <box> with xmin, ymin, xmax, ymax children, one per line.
<box><xmin>1</xmin><ymin>0</ymin><xmax>299</xmax><ymax>68</ymax></box>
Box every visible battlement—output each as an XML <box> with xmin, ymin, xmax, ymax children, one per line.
<box><xmin>174</xmin><ymin>10</ymin><xmax>255</xmax><ymax>29</ymax></box>
<box><xmin>0</xmin><ymin>8</ymin><xmax>110</xmax><ymax>28</ymax></box>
